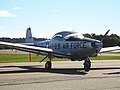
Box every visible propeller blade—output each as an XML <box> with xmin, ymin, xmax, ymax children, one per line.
<box><xmin>101</xmin><ymin>29</ymin><xmax>110</xmax><ymax>41</ymax></box>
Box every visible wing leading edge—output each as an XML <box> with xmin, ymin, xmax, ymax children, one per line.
<box><xmin>0</xmin><ymin>41</ymin><xmax>71</xmax><ymax>57</ymax></box>
<box><xmin>100</xmin><ymin>46</ymin><xmax>120</xmax><ymax>53</ymax></box>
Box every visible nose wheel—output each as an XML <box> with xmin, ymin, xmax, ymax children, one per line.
<box><xmin>45</xmin><ymin>61</ymin><xmax>52</xmax><ymax>69</ymax></box>
<box><xmin>84</xmin><ymin>58</ymin><xmax>91</xmax><ymax>72</ymax></box>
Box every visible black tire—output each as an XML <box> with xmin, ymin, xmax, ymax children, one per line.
<box><xmin>84</xmin><ymin>60</ymin><xmax>91</xmax><ymax>72</ymax></box>
<box><xmin>45</xmin><ymin>61</ymin><xmax>52</xmax><ymax>69</ymax></box>
<box><xmin>84</xmin><ymin>64</ymin><xmax>91</xmax><ymax>72</ymax></box>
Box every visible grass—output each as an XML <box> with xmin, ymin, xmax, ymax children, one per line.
<box><xmin>104</xmin><ymin>52</ymin><xmax>120</xmax><ymax>54</ymax></box>
<box><xmin>0</xmin><ymin>54</ymin><xmax>69</xmax><ymax>63</ymax></box>
<box><xmin>90</xmin><ymin>56</ymin><xmax>120</xmax><ymax>60</ymax></box>
<box><xmin>0</xmin><ymin>54</ymin><xmax>120</xmax><ymax>63</ymax></box>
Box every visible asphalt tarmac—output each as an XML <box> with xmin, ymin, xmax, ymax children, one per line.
<box><xmin>0</xmin><ymin>60</ymin><xmax>120</xmax><ymax>90</ymax></box>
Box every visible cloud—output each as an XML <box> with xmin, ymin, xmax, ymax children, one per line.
<box><xmin>53</xmin><ymin>10</ymin><xmax>59</xmax><ymax>13</ymax></box>
<box><xmin>0</xmin><ymin>26</ymin><xmax>2</xmax><ymax>29</ymax></box>
<box><xmin>0</xmin><ymin>10</ymin><xmax>16</xmax><ymax>17</ymax></box>
<box><xmin>13</xmin><ymin>7</ymin><xmax>22</xmax><ymax>10</ymax></box>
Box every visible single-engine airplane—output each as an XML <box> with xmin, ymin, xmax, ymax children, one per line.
<box><xmin>0</xmin><ymin>28</ymin><xmax>120</xmax><ymax>71</ymax></box>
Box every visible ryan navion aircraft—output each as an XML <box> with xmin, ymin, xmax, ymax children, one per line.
<box><xmin>0</xmin><ymin>28</ymin><xmax>120</xmax><ymax>71</ymax></box>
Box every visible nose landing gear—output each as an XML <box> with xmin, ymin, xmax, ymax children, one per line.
<box><xmin>84</xmin><ymin>57</ymin><xmax>91</xmax><ymax>72</ymax></box>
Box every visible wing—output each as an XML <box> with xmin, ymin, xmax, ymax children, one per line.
<box><xmin>0</xmin><ymin>41</ymin><xmax>70</xmax><ymax>57</ymax></box>
<box><xmin>100</xmin><ymin>46</ymin><xmax>120</xmax><ymax>53</ymax></box>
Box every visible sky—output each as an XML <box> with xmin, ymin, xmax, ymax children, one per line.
<box><xmin>0</xmin><ymin>0</ymin><xmax>120</xmax><ymax>38</ymax></box>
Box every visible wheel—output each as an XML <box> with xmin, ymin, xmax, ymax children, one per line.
<box><xmin>84</xmin><ymin>59</ymin><xmax>91</xmax><ymax>72</ymax></box>
<box><xmin>45</xmin><ymin>61</ymin><xmax>52</xmax><ymax>69</ymax></box>
<box><xmin>84</xmin><ymin>64</ymin><xmax>91</xmax><ymax>72</ymax></box>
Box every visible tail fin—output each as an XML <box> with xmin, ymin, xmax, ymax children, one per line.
<box><xmin>25</xmin><ymin>27</ymin><xmax>34</xmax><ymax>43</ymax></box>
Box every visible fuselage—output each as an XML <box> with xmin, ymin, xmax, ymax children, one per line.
<box><xmin>34</xmin><ymin>31</ymin><xmax>103</xmax><ymax>61</ymax></box>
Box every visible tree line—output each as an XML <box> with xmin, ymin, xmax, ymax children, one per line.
<box><xmin>0</xmin><ymin>37</ymin><xmax>47</xmax><ymax>43</ymax></box>
<box><xmin>83</xmin><ymin>33</ymin><xmax>120</xmax><ymax>47</ymax></box>
<box><xmin>0</xmin><ymin>37</ymin><xmax>48</xmax><ymax>49</ymax></box>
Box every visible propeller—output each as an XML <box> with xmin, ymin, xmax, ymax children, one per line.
<box><xmin>91</xmin><ymin>29</ymin><xmax>110</xmax><ymax>55</ymax></box>
<box><xmin>91</xmin><ymin>29</ymin><xmax>110</xmax><ymax>47</ymax></box>
<box><xmin>101</xmin><ymin>29</ymin><xmax>110</xmax><ymax>41</ymax></box>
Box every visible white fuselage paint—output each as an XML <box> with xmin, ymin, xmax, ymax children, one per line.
<box><xmin>34</xmin><ymin>38</ymin><xmax>103</xmax><ymax>61</ymax></box>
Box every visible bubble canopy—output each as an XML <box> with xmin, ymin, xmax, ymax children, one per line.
<box><xmin>52</xmin><ymin>31</ymin><xmax>84</xmax><ymax>41</ymax></box>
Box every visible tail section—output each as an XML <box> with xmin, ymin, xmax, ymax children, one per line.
<box><xmin>25</xmin><ymin>27</ymin><xmax>34</xmax><ymax>43</ymax></box>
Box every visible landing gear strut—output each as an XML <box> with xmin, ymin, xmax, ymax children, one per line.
<box><xmin>39</xmin><ymin>54</ymin><xmax>52</xmax><ymax>69</ymax></box>
<box><xmin>84</xmin><ymin>57</ymin><xmax>91</xmax><ymax>72</ymax></box>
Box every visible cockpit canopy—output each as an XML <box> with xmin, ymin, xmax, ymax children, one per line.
<box><xmin>52</xmin><ymin>31</ymin><xmax>84</xmax><ymax>41</ymax></box>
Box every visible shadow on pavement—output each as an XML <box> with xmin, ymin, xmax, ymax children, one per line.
<box><xmin>0</xmin><ymin>65</ymin><xmax>120</xmax><ymax>75</ymax></box>
<box><xmin>0</xmin><ymin>65</ymin><xmax>87</xmax><ymax>75</ymax></box>
<box><xmin>103</xmin><ymin>72</ymin><xmax>120</xmax><ymax>75</ymax></box>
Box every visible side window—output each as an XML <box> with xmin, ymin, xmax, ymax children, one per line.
<box><xmin>52</xmin><ymin>35</ymin><xmax>63</xmax><ymax>41</ymax></box>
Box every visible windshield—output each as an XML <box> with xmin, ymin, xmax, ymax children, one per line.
<box><xmin>52</xmin><ymin>31</ymin><xmax>84</xmax><ymax>41</ymax></box>
<box><xmin>65</xmin><ymin>32</ymin><xmax>84</xmax><ymax>40</ymax></box>
<box><xmin>52</xmin><ymin>34</ymin><xmax>63</xmax><ymax>41</ymax></box>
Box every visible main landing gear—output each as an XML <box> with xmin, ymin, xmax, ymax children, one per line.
<box><xmin>39</xmin><ymin>54</ymin><xmax>52</xmax><ymax>69</ymax></box>
<box><xmin>45</xmin><ymin>60</ymin><xmax>52</xmax><ymax>69</ymax></box>
<box><xmin>83</xmin><ymin>57</ymin><xmax>91</xmax><ymax>72</ymax></box>
<box><xmin>40</xmin><ymin>55</ymin><xmax>91</xmax><ymax>71</ymax></box>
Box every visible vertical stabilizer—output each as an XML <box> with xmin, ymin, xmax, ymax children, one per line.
<box><xmin>25</xmin><ymin>27</ymin><xmax>34</xmax><ymax>43</ymax></box>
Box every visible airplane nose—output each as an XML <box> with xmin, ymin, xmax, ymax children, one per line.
<box><xmin>91</xmin><ymin>41</ymin><xmax>103</xmax><ymax>48</ymax></box>
<box><xmin>91</xmin><ymin>41</ymin><xmax>103</xmax><ymax>53</ymax></box>
<box><xmin>96</xmin><ymin>41</ymin><xmax>103</xmax><ymax>47</ymax></box>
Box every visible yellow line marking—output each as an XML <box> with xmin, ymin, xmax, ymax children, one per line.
<box><xmin>0</xmin><ymin>72</ymin><xmax>49</xmax><ymax>77</ymax></box>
